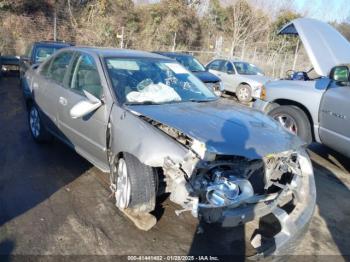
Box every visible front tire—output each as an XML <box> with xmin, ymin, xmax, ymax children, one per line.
<box><xmin>269</xmin><ymin>105</ymin><xmax>312</xmax><ymax>144</ymax></box>
<box><xmin>236</xmin><ymin>84</ymin><xmax>252</xmax><ymax>102</ymax></box>
<box><xmin>111</xmin><ymin>153</ymin><xmax>157</xmax><ymax>213</ymax></box>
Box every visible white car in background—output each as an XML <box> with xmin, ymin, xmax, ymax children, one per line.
<box><xmin>206</xmin><ymin>59</ymin><xmax>271</xmax><ymax>102</ymax></box>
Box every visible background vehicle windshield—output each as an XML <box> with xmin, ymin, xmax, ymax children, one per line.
<box><xmin>234</xmin><ymin>62</ymin><xmax>264</xmax><ymax>75</ymax></box>
<box><xmin>174</xmin><ymin>56</ymin><xmax>206</xmax><ymax>72</ymax></box>
<box><xmin>35</xmin><ymin>47</ymin><xmax>59</xmax><ymax>63</ymax></box>
<box><xmin>105</xmin><ymin>58</ymin><xmax>216</xmax><ymax>105</ymax></box>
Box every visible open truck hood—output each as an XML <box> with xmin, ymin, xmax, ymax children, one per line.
<box><xmin>279</xmin><ymin>18</ymin><xmax>350</xmax><ymax>76</ymax></box>
<box><xmin>127</xmin><ymin>100</ymin><xmax>304</xmax><ymax>159</ymax></box>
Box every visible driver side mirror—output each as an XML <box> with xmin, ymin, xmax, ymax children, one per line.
<box><xmin>227</xmin><ymin>70</ymin><xmax>235</xmax><ymax>75</ymax></box>
<box><xmin>70</xmin><ymin>91</ymin><xmax>102</xmax><ymax>119</ymax></box>
<box><xmin>31</xmin><ymin>63</ymin><xmax>40</xmax><ymax>70</ymax></box>
<box><xmin>330</xmin><ymin>66</ymin><xmax>349</xmax><ymax>82</ymax></box>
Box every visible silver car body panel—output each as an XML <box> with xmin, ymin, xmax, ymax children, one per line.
<box><xmin>318</xmin><ymin>81</ymin><xmax>350</xmax><ymax>157</ymax></box>
<box><xmin>280</xmin><ymin>18</ymin><xmax>350</xmax><ymax>76</ymax></box>
<box><xmin>263</xmin><ymin>78</ymin><xmax>331</xmax><ymax>142</ymax></box>
<box><xmin>110</xmin><ymin>105</ymin><xmax>189</xmax><ymax>167</ymax></box>
<box><xmin>125</xmin><ymin>100</ymin><xmax>304</xmax><ymax>159</ymax></box>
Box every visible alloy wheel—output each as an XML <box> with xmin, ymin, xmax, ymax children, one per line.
<box><xmin>114</xmin><ymin>158</ymin><xmax>131</xmax><ymax>209</ymax></box>
<box><xmin>237</xmin><ymin>86</ymin><xmax>250</xmax><ymax>101</ymax></box>
<box><xmin>29</xmin><ymin>107</ymin><xmax>40</xmax><ymax>138</ymax></box>
<box><xmin>274</xmin><ymin>113</ymin><xmax>298</xmax><ymax>134</ymax></box>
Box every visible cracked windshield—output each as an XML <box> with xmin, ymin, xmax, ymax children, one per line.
<box><xmin>105</xmin><ymin>58</ymin><xmax>217</xmax><ymax>105</ymax></box>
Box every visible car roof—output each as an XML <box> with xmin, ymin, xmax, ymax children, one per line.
<box><xmin>34</xmin><ymin>41</ymin><xmax>73</xmax><ymax>47</ymax></box>
<box><xmin>67</xmin><ymin>46</ymin><xmax>173</xmax><ymax>60</ymax></box>
<box><xmin>154</xmin><ymin>51</ymin><xmax>193</xmax><ymax>58</ymax></box>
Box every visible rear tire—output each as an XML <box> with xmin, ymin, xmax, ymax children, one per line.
<box><xmin>28</xmin><ymin>104</ymin><xmax>52</xmax><ymax>143</ymax></box>
<box><xmin>111</xmin><ymin>153</ymin><xmax>157</xmax><ymax>213</ymax></box>
<box><xmin>269</xmin><ymin>105</ymin><xmax>312</xmax><ymax>144</ymax></box>
<box><xmin>236</xmin><ymin>84</ymin><xmax>252</xmax><ymax>102</ymax></box>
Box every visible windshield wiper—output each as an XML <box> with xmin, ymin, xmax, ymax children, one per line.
<box><xmin>124</xmin><ymin>101</ymin><xmax>163</xmax><ymax>105</ymax></box>
<box><xmin>188</xmin><ymin>98</ymin><xmax>217</xmax><ymax>103</ymax></box>
<box><xmin>125</xmin><ymin>100</ymin><xmax>182</xmax><ymax>105</ymax></box>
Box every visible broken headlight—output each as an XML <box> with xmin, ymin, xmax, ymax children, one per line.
<box><xmin>205</xmin><ymin>171</ymin><xmax>254</xmax><ymax>208</ymax></box>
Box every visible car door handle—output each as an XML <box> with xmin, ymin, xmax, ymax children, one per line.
<box><xmin>59</xmin><ymin>97</ymin><xmax>67</xmax><ymax>106</ymax></box>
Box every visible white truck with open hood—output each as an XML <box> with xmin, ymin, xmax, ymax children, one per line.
<box><xmin>254</xmin><ymin>18</ymin><xmax>350</xmax><ymax>158</ymax></box>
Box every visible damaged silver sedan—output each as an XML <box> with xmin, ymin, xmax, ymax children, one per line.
<box><xmin>25</xmin><ymin>47</ymin><xmax>316</xmax><ymax>256</ymax></box>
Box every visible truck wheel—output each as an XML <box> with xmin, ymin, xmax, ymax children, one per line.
<box><xmin>236</xmin><ymin>84</ymin><xmax>252</xmax><ymax>103</ymax></box>
<box><xmin>269</xmin><ymin>105</ymin><xmax>312</xmax><ymax>144</ymax></box>
<box><xmin>111</xmin><ymin>153</ymin><xmax>157</xmax><ymax>213</ymax></box>
<box><xmin>28</xmin><ymin>104</ymin><xmax>52</xmax><ymax>142</ymax></box>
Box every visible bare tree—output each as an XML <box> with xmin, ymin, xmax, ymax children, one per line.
<box><xmin>226</xmin><ymin>0</ymin><xmax>270</xmax><ymax>57</ymax></box>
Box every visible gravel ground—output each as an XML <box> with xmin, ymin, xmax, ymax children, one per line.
<box><xmin>0</xmin><ymin>75</ymin><xmax>349</xmax><ymax>261</ymax></box>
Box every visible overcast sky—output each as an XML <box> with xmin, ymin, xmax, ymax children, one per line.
<box><xmin>294</xmin><ymin>0</ymin><xmax>350</xmax><ymax>22</ymax></box>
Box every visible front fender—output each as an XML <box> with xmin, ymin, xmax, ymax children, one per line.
<box><xmin>264</xmin><ymin>79</ymin><xmax>329</xmax><ymax>126</ymax></box>
<box><xmin>110</xmin><ymin>105</ymin><xmax>189</xmax><ymax>167</ymax></box>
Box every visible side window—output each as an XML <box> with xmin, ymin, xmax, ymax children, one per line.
<box><xmin>40</xmin><ymin>59</ymin><xmax>51</xmax><ymax>77</ymax></box>
<box><xmin>223</xmin><ymin>62</ymin><xmax>234</xmax><ymax>73</ymax></box>
<box><xmin>34</xmin><ymin>47</ymin><xmax>57</xmax><ymax>63</ymax></box>
<box><xmin>25</xmin><ymin>44</ymin><xmax>33</xmax><ymax>58</ymax></box>
<box><xmin>43</xmin><ymin>52</ymin><xmax>73</xmax><ymax>84</ymax></box>
<box><xmin>207</xmin><ymin>60</ymin><xmax>222</xmax><ymax>71</ymax></box>
<box><xmin>208</xmin><ymin>60</ymin><xmax>227</xmax><ymax>71</ymax></box>
<box><xmin>69</xmin><ymin>54</ymin><xmax>102</xmax><ymax>98</ymax></box>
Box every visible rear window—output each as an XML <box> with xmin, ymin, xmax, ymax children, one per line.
<box><xmin>34</xmin><ymin>45</ymin><xmax>69</xmax><ymax>63</ymax></box>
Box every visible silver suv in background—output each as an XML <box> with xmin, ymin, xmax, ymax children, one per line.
<box><xmin>206</xmin><ymin>59</ymin><xmax>271</xmax><ymax>102</ymax></box>
<box><xmin>25</xmin><ymin>47</ymin><xmax>315</xmax><ymax>257</ymax></box>
<box><xmin>254</xmin><ymin>18</ymin><xmax>350</xmax><ymax>158</ymax></box>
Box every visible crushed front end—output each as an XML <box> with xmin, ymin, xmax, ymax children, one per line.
<box><xmin>163</xmin><ymin>145</ymin><xmax>316</xmax><ymax>256</ymax></box>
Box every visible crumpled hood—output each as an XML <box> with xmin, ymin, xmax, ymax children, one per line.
<box><xmin>127</xmin><ymin>100</ymin><xmax>304</xmax><ymax>159</ymax></box>
<box><xmin>193</xmin><ymin>71</ymin><xmax>221</xmax><ymax>83</ymax></box>
<box><xmin>279</xmin><ymin>18</ymin><xmax>350</xmax><ymax>76</ymax></box>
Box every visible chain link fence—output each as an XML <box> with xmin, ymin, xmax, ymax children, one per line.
<box><xmin>0</xmin><ymin>11</ymin><xmax>311</xmax><ymax>79</ymax></box>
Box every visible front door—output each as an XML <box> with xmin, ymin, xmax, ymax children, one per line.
<box><xmin>57</xmin><ymin>53</ymin><xmax>109</xmax><ymax>171</ymax></box>
<box><xmin>319</xmin><ymin>81</ymin><xmax>350</xmax><ymax>157</ymax></box>
<box><xmin>220</xmin><ymin>61</ymin><xmax>237</xmax><ymax>92</ymax></box>
<box><xmin>207</xmin><ymin>60</ymin><xmax>232</xmax><ymax>91</ymax></box>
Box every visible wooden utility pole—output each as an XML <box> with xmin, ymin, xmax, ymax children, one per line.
<box><xmin>117</xmin><ymin>27</ymin><xmax>125</xmax><ymax>49</ymax></box>
<box><xmin>53</xmin><ymin>10</ymin><xmax>57</xmax><ymax>41</ymax></box>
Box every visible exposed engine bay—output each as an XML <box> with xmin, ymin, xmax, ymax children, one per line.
<box><xmin>138</xmin><ymin>115</ymin><xmax>305</xmax><ymax>227</ymax></box>
<box><xmin>283</xmin><ymin>68</ymin><xmax>321</xmax><ymax>81</ymax></box>
<box><xmin>163</xmin><ymin>149</ymin><xmax>301</xmax><ymax>226</ymax></box>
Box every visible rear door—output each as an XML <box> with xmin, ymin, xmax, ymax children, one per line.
<box><xmin>33</xmin><ymin>51</ymin><xmax>74</xmax><ymax>133</ymax></box>
<box><xmin>319</xmin><ymin>81</ymin><xmax>350</xmax><ymax>157</ymax></box>
<box><xmin>57</xmin><ymin>52</ymin><xmax>109</xmax><ymax>171</ymax></box>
